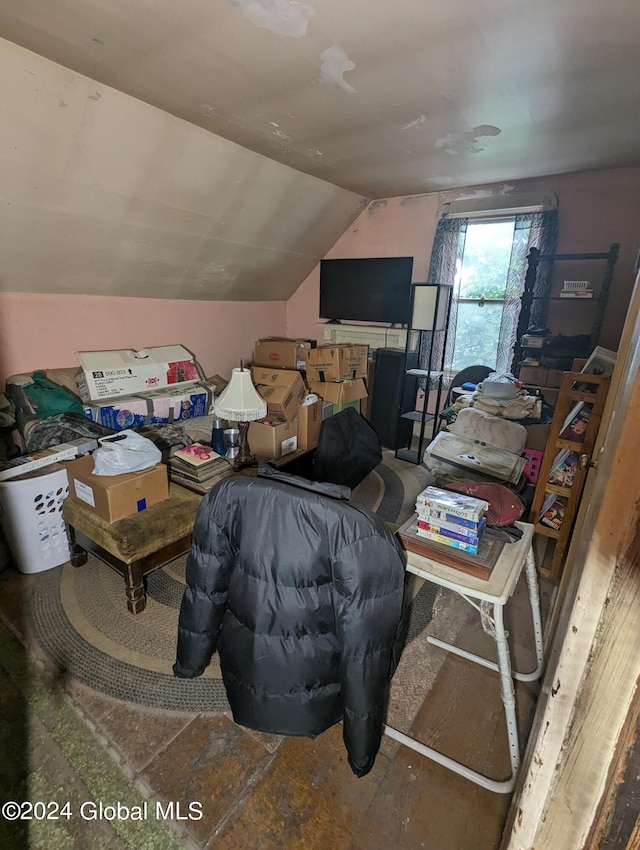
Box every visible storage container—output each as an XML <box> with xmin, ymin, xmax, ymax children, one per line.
<box><xmin>0</xmin><ymin>466</ymin><xmax>70</xmax><ymax>573</ymax></box>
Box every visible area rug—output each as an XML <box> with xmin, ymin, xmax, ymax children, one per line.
<box><xmin>26</xmin><ymin>452</ymin><xmax>442</xmax><ymax>716</ymax></box>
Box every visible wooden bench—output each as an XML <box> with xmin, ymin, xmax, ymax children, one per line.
<box><xmin>63</xmin><ymin>483</ymin><xmax>202</xmax><ymax>614</ymax></box>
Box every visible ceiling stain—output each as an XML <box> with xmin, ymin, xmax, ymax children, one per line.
<box><xmin>402</xmin><ymin>115</ymin><xmax>426</xmax><ymax>130</ymax></box>
<box><xmin>454</xmin><ymin>184</ymin><xmax>517</xmax><ymax>200</ymax></box>
<box><xmin>319</xmin><ymin>46</ymin><xmax>356</xmax><ymax>93</ymax></box>
<box><xmin>225</xmin><ymin>0</ymin><xmax>313</xmax><ymax>38</ymax></box>
<box><xmin>269</xmin><ymin>122</ymin><xmax>291</xmax><ymax>139</ymax></box>
<box><xmin>435</xmin><ymin>124</ymin><xmax>501</xmax><ymax>155</ymax></box>
<box><xmin>366</xmin><ymin>199</ymin><xmax>388</xmax><ymax>216</ymax></box>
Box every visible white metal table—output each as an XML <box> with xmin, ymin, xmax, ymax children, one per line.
<box><xmin>384</xmin><ymin>521</ymin><xmax>544</xmax><ymax>794</ymax></box>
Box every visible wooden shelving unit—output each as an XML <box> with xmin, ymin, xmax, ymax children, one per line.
<box><xmin>529</xmin><ymin>370</ymin><xmax>610</xmax><ymax>580</ymax></box>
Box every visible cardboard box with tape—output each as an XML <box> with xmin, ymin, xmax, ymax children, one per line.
<box><xmin>304</xmin><ymin>345</ymin><xmax>368</xmax><ymax>382</ymax></box>
<box><xmin>65</xmin><ymin>455</ymin><xmax>169</xmax><ymax>523</ymax></box>
<box><xmin>251</xmin><ymin>368</ymin><xmax>307</xmax><ymax>423</ymax></box>
<box><xmin>248</xmin><ymin>419</ymin><xmax>298</xmax><ymax>461</ymax></box>
<box><xmin>75</xmin><ymin>345</ymin><xmax>202</xmax><ymax>402</ymax></box>
<box><xmin>307</xmin><ymin>378</ymin><xmax>368</xmax><ymax>415</ymax></box>
<box><xmin>253</xmin><ymin>338</ymin><xmax>316</xmax><ymax>370</ymax></box>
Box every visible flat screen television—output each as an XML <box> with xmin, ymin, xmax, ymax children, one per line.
<box><xmin>319</xmin><ymin>257</ymin><xmax>413</xmax><ymax>325</ymax></box>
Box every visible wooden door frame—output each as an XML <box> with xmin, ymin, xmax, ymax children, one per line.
<box><xmin>502</xmin><ymin>272</ymin><xmax>640</xmax><ymax>850</ymax></box>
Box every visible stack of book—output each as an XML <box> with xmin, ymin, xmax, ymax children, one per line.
<box><xmin>558</xmin><ymin>401</ymin><xmax>592</xmax><ymax>443</ymax></box>
<box><xmin>547</xmin><ymin>449</ymin><xmax>579</xmax><ymax>488</ymax></box>
<box><xmin>414</xmin><ymin>486</ymin><xmax>488</xmax><ymax>555</ymax></box>
<box><xmin>538</xmin><ymin>493</ymin><xmax>567</xmax><ymax>531</ymax></box>
<box><xmin>167</xmin><ymin>443</ymin><xmax>235</xmax><ymax>494</ymax></box>
<box><xmin>559</xmin><ymin>280</ymin><xmax>593</xmax><ymax>298</ymax></box>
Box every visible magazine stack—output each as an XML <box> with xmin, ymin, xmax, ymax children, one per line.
<box><xmin>167</xmin><ymin>443</ymin><xmax>234</xmax><ymax>494</ymax></box>
<box><xmin>414</xmin><ymin>486</ymin><xmax>489</xmax><ymax>555</ymax></box>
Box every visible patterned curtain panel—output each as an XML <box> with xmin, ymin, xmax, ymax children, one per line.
<box><xmin>496</xmin><ymin>209</ymin><xmax>558</xmax><ymax>373</ymax></box>
<box><xmin>527</xmin><ymin>209</ymin><xmax>559</xmax><ymax>327</ymax></box>
<box><xmin>496</xmin><ymin>216</ymin><xmax>531</xmax><ymax>374</ymax></box>
<box><xmin>419</xmin><ymin>217</ymin><xmax>468</xmax><ymax>379</ymax></box>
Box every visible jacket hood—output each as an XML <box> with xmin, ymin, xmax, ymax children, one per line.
<box><xmin>257</xmin><ymin>464</ymin><xmax>351</xmax><ymax>501</ymax></box>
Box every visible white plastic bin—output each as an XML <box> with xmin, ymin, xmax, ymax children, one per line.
<box><xmin>0</xmin><ymin>467</ymin><xmax>71</xmax><ymax>574</ymax></box>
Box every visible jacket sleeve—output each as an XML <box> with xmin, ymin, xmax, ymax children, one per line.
<box><xmin>333</xmin><ymin>533</ymin><xmax>407</xmax><ymax>777</ymax></box>
<box><xmin>173</xmin><ymin>492</ymin><xmax>234</xmax><ymax>679</ymax></box>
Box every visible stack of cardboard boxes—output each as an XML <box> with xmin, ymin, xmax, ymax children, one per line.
<box><xmin>64</xmin><ymin>344</ymin><xmax>207</xmax><ymax>521</ymax></box>
<box><xmin>304</xmin><ymin>344</ymin><xmax>369</xmax><ymax>415</ymax></box>
<box><xmin>75</xmin><ymin>345</ymin><xmax>221</xmax><ymax>430</ymax></box>
<box><xmin>248</xmin><ymin>338</ymin><xmax>369</xmax><ymax>461</ymax></box>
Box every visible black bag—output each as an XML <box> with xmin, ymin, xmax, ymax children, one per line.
<box><xmin>313</xmin><ymin>407</ymin><xmax>382</xmax><ymax>488</ymax></box>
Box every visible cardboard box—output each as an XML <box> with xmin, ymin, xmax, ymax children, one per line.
<box><xmin>524</xmin><ymin>423</ymin><xmax>552</xmax><ymax>452</ymax></box>
<box><xmin>83</xmin><ymin>382</ymin><xmax>215</xmax><ymax>431</ymax></box>
<box><xmin>519</xmin><ymin>365</ymin><xmax>549</xmax><ymax>387</ymax></box>
<box><xmin>83</xmin><ymin>395</ymin><xmax>152</xmax><ymax>431</ymax></box>
<box><xmin>0</xmin><ymin>440</ymin><xmax>96</xmax><ymax>482</ymax></box>
<box><xmin>75</xmin><ymin>345</ymin><xmax>201</xmax><ymax>401</ymax></box>
<box><xmin>308</xmin><ymin>378</ymin><xmax>368</xmax><ymax>414</ymax></box>
<box><xmin>248</xmin><ymin>419</ymin><xmax>298</xmax><ymax>460</ymax></box>
<box><xmin>65</xmin><ymin>455</ymin><xmax>169</xmax><ymax>522</ymax></box>
<box><xmin>297</xmin><ymin>400</ymin><xmax>323</xmax><ymax>451</ymax></box>
<box><xmin>546</xmin><ymin>369</ymin><xmax>564</xmax><ymax>388</ymax></box>
<box><xmin>144</xmin><ymin>382</ymin><xmax>215</xmax><ymax>423</ymax></box>
<box><xmin>253</xmin><ymin>338</ymin><xmax>316</xmax><ymax>370</ymax></box>
<box><xmin>251</xmin><ymin>368</ymin><xmax>307</xmax><ymax>423</ymax></box>
<box><xmin>304</xmin><ymin>345</ymin><xmax>368</xmax><ymax>382</ymax></box>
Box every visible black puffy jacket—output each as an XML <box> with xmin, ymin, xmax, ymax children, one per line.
<box><xmin>173</xmin><ymin>467</ymin><xmax>408</xmax><ymax>777</ymax></box>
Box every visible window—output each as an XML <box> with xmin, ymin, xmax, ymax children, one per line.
<box><xmin>424</xmin><ymin>202</ymin><xmax>558</xmax><ymax>382</ymax></box>
<box><xmin>452</xmin><ymin>218</ymin><xmax>518</xmax><ymax>372</ymax></box>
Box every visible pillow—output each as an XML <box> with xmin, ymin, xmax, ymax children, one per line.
<box><xmin>449</xmin><ymin>407</ymin><xmax>527</xmax><ymax>455</ymax></box>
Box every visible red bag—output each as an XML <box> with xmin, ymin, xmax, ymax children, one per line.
<box><xmin>444</xmin><ymin>480</ymin><xmax>525</xmax><ymax>527</ymax></box>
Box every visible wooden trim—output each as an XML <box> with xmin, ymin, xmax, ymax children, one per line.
<box><xmin>502</xmin><ymin>272</ymin><xmax>640</xmax><ymax>850</ymax></box>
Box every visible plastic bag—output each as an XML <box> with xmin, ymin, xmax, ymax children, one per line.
<box><xmin>92</xmin><ymin>430</ymin><xmax>162</xmax><ymax>476</ymax></box>
<box><xmin>479</xmin><ymin>372</ymin><xmax>521</xmax><ymax>400</ymax></box>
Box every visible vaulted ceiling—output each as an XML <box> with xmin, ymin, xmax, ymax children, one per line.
<box><xmin>2</xmin><ymin>0</ymin><xmax>639</xmax><ymax>300</ymax></box>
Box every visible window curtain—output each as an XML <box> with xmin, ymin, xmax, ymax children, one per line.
<box><xmin>422</xmin><ymin>208</ymin><xmax>558</xmax><ymax>378</ymax></box>
<box><xmin>419</xmin><ymin>217</ymin><xmax>468</xmax><ymax>378</ymax></box>
<box><xmin>496</xmin><ymin>209</ymin><xmax>559</xmax><ymax>373</ymax></box>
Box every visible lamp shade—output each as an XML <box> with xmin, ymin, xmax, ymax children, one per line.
<box><xmin>411</xmin><ymin>284</ymin><xmax>452</xmax><ymax>331</ymax></box>
<box><xmin>213</xmin><ymin>368</ymin><xmax>267</xmax><ymax>422</ymax></box>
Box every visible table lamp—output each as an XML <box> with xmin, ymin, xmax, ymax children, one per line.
<box><xmin>213</xmin><ymin>363</ymin><xmax>267</xmax><ymax>470</ymax></box>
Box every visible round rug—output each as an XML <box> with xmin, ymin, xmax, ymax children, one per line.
<box><xmin>30</xmin><ymin>553</ymin><xmax>230</xmax><ymax>713</ymax></box>
<box><xmin>28</xmin><ymin>454</ymin><xmax>436</xmax><ymax>712</ymax></box>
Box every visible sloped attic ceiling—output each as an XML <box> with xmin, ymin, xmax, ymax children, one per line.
<box><xmin>1</xmin><ymin>0</ymin><xmax>640</xmax><ymax>301</ymax></box>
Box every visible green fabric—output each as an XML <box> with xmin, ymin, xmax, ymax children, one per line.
<box><xmin>24</xmin><ymin>371</ymin><xmax>83</xmax><ymax>417</ymax></box>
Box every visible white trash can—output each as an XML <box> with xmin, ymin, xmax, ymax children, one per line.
<box><xmin>0</xmin><ymin>466</ymin><xmax>71</xmax><ymax>574</ymax></box>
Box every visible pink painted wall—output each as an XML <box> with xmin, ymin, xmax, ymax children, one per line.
<box><xmin>287</xmin><ymin>166</ymin><xmax>640</xmax><ymax>353</ymax></box>
<box><xmin>2</xmin><ymin>166</ymin><xmax>638</xmax><ymax>387</ymax></box>
<box><xmin>0</xmin><ymin>293</ymin><xmax>285</xmax><ymax>383</ymax></box>
<box><xmin>287</xmin><ymin>194</ymin><xmax>440</xmax><ymax>343</ymax></box>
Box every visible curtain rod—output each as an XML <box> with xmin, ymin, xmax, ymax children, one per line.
<box><xmin>439</xmin><ymin>192</ymin><xmax>558</xmax><ymax>220</ymax></box>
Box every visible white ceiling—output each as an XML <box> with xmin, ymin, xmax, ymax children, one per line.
<box><xmin>1</xmin><ymin>0</ymin><xmax>639</xmax><ymax>301</ymax></box>
<box><xmin>3</xmin><ymin>0</ymin><xmax>639</xmax><ymax>198</ymax></box>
